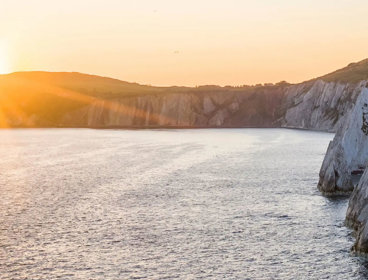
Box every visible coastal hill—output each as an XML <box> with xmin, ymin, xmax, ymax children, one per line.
<box><xmin>320</xmin><ymin>58</ymin><xmax>368</xmax><ymax>83</ymax></box>
<box><xmin>0</xmin><ymin>71</ymin><xmax>288</xmax><ymax>128</ymax></box>
<box><xmin>0</xmin><ymin>59</ymin><xmax>367</xmax><ymax>129</ymax></box>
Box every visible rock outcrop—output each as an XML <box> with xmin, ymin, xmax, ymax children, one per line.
<box><xmin>317</xmin><ymin>82</ymin><xmax>368</xmax><ymax>194</ymax></box>
<box><xmin>346</xmin><ymin>169</ymin><xmax>368</xmax><ymax>253</ymax></box>
<box><xmin>339</xmin><ymin>85</ymin><xmax>368</xmax><ymax>254</ymax></box>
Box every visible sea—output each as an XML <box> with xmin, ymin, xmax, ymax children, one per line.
<box><xmin>0</xmin><ymin>128</ymin><xmax>367</xmax><ymax>279</ymax></box>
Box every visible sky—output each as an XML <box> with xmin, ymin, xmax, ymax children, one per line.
<box><xmin>1</xmin><ymin>0</ymin><xmax>368</xmax><ymax>86</ymax></box>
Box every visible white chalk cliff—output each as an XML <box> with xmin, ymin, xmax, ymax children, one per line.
<box><xmin>282</xmin><ymin>80</ymin><xmax>358</xmax><ymax>132</ymax></box>
<box><xmin>337</xmin><ymin>85</ymin><xmax>368</xmax><ymax>253</ymax></box>
<box><xmin>346</xmin><ymin>168</ymin><xmax>368</xmax><ymax>253</ymax></box>
<box><xmin>317</xmin><ymin>82</ymin><xmax>368</xmax><ymax>194</ymax></box>
<box><xmin>63</xmin><ymin>79</ymin><xmax>360</xmax><ymax>131</ymax></box>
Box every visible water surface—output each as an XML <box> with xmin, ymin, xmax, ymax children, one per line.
<box><xmin>0</xmin><ymin>128</ymin><xmax>366</xmax><ymax>279</ymax></box>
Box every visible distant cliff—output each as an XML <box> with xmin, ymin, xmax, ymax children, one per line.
<box><xmin>0</xmin><ymin>72</ymin><xmax>288</xmax><ymax>128</ymax></box>
<box><xmin>281</xmin><ymin>80</ymin><xmax>359</xmax><ymax>132</ymax></box>
<box><xmin>0</xmin><ymin>63</ymin><xmax>365</xmax><ymax>131</ymax></box>
<box><xmin>62</xmin><ymin>86</ymin><xmax>287</xmax><ymax>128</ymax></box>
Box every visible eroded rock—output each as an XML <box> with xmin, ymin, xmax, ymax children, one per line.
<box><xmin>318</xmin><ymin>83</ymin><xmax>368</xmax><ymax>194</ymax></box>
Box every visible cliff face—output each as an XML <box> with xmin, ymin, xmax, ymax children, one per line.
<box><xmin>0</xmin><ymin>71</ymin><xmax>359</xmax><ymax>132</ymax></box>
<box><xmin>345</xmin><ymin>143</ymin><xmax>368</xmax><ymax>254</ymax></box>
<box><xmin>0</xmin><ymin>72</ymin><xmax>290</xmax><ymax>128</ymax></box>
<box><xmin>346</xmin><ymin>168</ymin><xmax>368</xmax><ymax>253</ymax></box>
<box><xmin>281</xmin><ymin>80</ymin><xmax>359</xmax><ymax>132</ymax></box>
<box><xmin>61</xmin><ymin>89</ymin><xmax>287</xmax><ymax>128</ymax></box>
<box><xmin>338</xmin><ymin>84</ymin><xmax>368</xmax><ymax>253</ymax></box>
<box><xmin>67</xmin><ymin>79</ymin><xmax>356</xmax><ymax>131</ymax></box>
<box><xmin>312</xmin><ymin>60</ymin><xmax>368</xmax><ymax>193</ymax></box>
<box><xmin>317</xmin><ymin>82</ymin><xmax>368</xmax><ymax>194</ymax></box>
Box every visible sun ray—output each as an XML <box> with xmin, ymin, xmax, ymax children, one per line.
<box><xmin>0</xmin><ymin>105</ymin><xmax>9</xmax><ymax>128</ymax></box>
<box><xmin>0</xmin><ymin>74</ymin><xmax>180</xmax><ymax>128</ymax></box>
<box><xmin>28</xmin><ymin>81</ymin><xmax>178</xmax><ymax>126</ymax></box>
<box><xmin>4</xmin><ymin>99</ymin><xmax>35</xmax><ymax>127</ymax></box>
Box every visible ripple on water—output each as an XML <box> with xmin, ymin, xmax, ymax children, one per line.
<box><xmin>0</xmin><ymin>128</ymin><xmax>366</xmax><ymax>279</ymax></box>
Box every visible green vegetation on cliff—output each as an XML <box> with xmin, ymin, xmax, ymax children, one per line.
<box><xmin>321</xmin><ymin>59</ymin><xmax>368</xmax><ymax>83</ymax></box>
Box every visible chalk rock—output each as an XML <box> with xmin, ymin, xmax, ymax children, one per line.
<box><xmin>318</xmin><ymin>82</ymin><xmax>368</xmax><ymax>194</ymax></box>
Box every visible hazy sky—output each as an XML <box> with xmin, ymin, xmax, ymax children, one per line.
<box><xmin>1</xmin><ymin>0</ymin><xmax>368</xmax><ymax>86</ymax></box>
